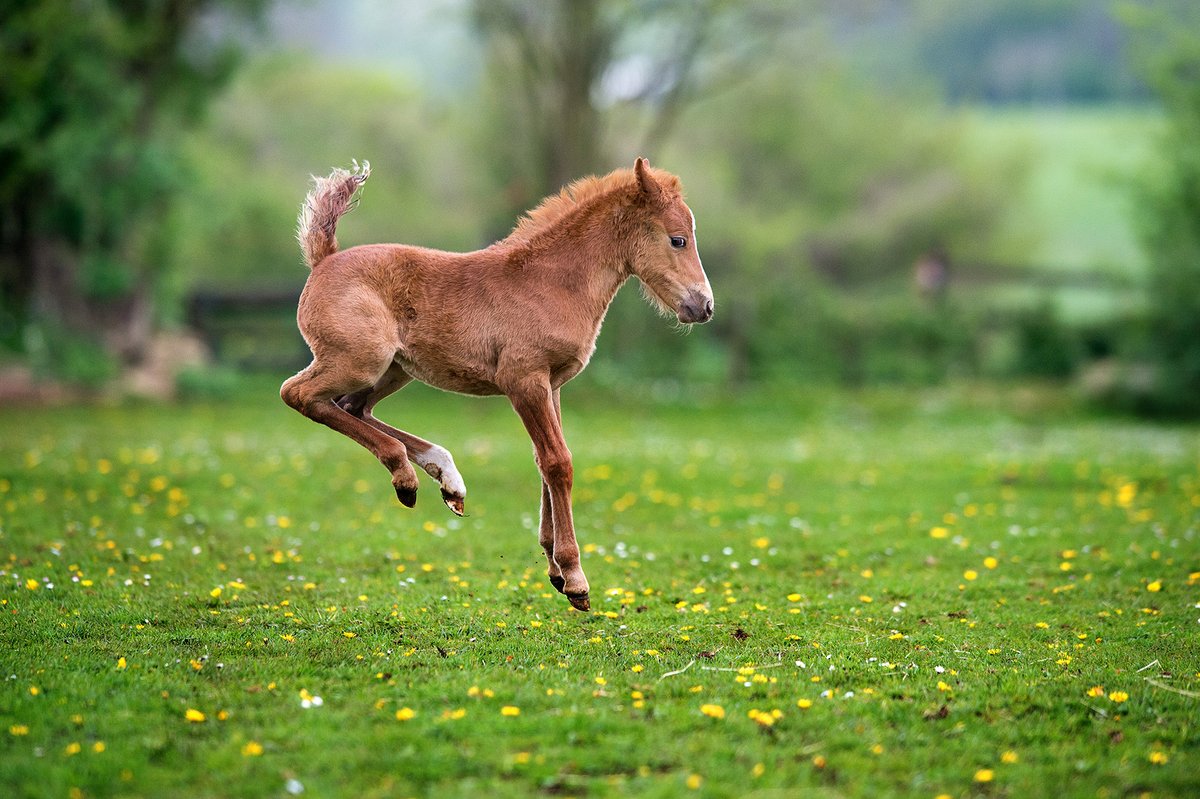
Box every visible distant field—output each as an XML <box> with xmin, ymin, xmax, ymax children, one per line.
<box><xmin>963</xmin><ymin>106</ymin><xmax>1164</xmax><ymax>323</ymax></box>
<box><xmin>966</xmin><ymin>105</ymin><xmax>1163</xmax><ymax>276</ymax></box>
<box><xmin>1</xmin><ymin>381</ymin><xmax>1197</xmax><ymax>797</ymax></box>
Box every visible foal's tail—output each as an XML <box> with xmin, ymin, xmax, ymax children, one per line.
<box><xmin>296</xmin><ymin>159</ymin><xmax>371</xmax><ymax>268</ymax></box>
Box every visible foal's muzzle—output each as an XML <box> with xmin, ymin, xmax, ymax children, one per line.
<box><xmin>678</xmin><ymin>290</ymin><xmax>714</xmax><ymax>324</ymax></box>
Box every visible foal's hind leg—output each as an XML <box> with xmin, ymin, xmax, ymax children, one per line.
<box><xmin>281</xmin><ymin>360</ymin><xmax>422</xmax><ymax>506</ymax></box>
<box><xmin>336</xmin><ymin>365</ymin><xmax>468</xmax><ymax>515</ymax></box>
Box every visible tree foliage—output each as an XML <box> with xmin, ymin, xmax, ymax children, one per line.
<box><xmin>1121</xmin><ymin>2</ymin><xmax>1200</xmax><ymax>414</ymax></box>
<box><xmin>0</xmin><ymin>0</ymin><xmax>264</xmax><ymax>372</ymax></box>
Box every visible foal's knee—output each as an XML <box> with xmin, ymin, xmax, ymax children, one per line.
<box><xmin>538</xmin><ymin>449</ymin><xmax>573</xmax><ymax>487</ymax></box>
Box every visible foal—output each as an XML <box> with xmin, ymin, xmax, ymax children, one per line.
<box><xmin>280</xmin><ymin>158</ymin><xmax>713</xmax><ymax>611</ymax></box>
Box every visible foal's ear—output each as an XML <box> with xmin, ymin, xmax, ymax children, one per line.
<box><xmin>634</xmin><ymin>157</ymin><xmax>661</xmax><ymax>200</ymax></box>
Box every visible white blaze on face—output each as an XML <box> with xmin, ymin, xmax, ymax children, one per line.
<box><xmin>688</xmin><ymin>205</ymin><xmax>713</xmax><ymax>297</ymax></box>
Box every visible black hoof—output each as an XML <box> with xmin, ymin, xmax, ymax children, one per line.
<box><xmin>440</xmin><ymin>489</ymin><xmax>465</xmax><ymax>517</ymax></box>
<box><xmin>567</xmin><ymin>592</ymin><xmax>591</xmax><ymax>612</ymax></box>
<box><xmin>395</xmin><ymin>485</ymin><xmax>417</xmax><ymax>508</ymax></box>
<box><xmin>549</xmin><ymin>575</ymin><xmax>566</xmax><ymax>594</ymax></box>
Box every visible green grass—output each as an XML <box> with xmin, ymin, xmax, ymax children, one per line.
<box><xmin>1</xmin><ymin>380</ymin><xmax>1198</xmax><ymax>798</ymax></box>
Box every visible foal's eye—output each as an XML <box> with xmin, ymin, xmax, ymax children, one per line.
<box><xmin>670</xmin><ymin>236</ymin><xmax>687</xmax><ymax>249</ymax></box>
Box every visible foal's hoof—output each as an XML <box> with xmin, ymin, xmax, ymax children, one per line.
<box><xmin>441</xmin><ymin>489</ymin><xmax>465</xmax><ymax>517</ymax></box>
<box><xmin>567</xmin><ymin>592</ymin><xmax>591</xmax><ymax>612</ymax></box>
<box><xmin>549</xmin><ymin>575</ymin><xmax>566</xmax><ymax>594</ymax></box>
<box><xmin>395</xmin><ymin>485</ymin><xmax>417</xmax><ymax>508</ymax></box>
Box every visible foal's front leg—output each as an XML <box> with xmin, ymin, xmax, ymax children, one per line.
<box><xmin>507</xmin><ymin>377</ymin><xmax>590</xmax><ymax>611</ymax></box>
<box><xmin>538</xmin><ymin>388</ymin><xmax>565</xmax><ymax>593</ymax></box>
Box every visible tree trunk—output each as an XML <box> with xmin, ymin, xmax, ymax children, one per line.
<box><xmin>31</xmin><ymin>237</ymin><xmax>153</xmax><ymax>365</ymax></box>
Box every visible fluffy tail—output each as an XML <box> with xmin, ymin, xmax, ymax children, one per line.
<box><xmin>296</xmin><ymin>159</ymin><xmax>371</xmax><ymax>268</ymax></box>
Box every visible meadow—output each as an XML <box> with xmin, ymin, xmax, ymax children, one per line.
<box><xmin>1</xmin><ymin>380</ymin><xmax>1197</xmax><ymax>798</ymax></box>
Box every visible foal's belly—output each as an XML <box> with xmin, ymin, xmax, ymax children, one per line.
<box><xmin>394</xmin><ymin>346</ymin><xmax>588</xmax><ymax>398</ymax></box>
<box><xmin>394</xmin><ymin>353</ymin><xmax>503</xmax><ymax>397</ymax></box>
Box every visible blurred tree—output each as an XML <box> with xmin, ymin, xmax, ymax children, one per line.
<box><xmin>0</xmin><ymin>0</ymin><xmax>265</xmax><ymax>377</ymax></box>
<box><xmin>1122</xmin><ymin>2</ymin><xmax>1200</xmax><ymax>415</ymax></box>
<box><xmin>910</xmin><ymin>0</ymin><xmax>1145</xmax><ymax>104</ymax></box>
<box><xmin>468</xmin><ymin>0</ymin><xmax>791</xmax><ymax>235</ymax></box>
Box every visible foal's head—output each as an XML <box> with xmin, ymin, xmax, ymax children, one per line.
<box><xmin>627</xmin><ymin>158</ymin><xmax>714</xmax><ymax>325</ymax></box>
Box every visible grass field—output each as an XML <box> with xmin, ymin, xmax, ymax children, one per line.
<box><xmin>1</xmin><ymin>380</ymin><xmax>1198</xmax><ymax>798</ymax></box>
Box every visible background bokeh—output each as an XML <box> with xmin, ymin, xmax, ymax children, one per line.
<box><xmin>2</xmin><ymin>0</ymin><xmax>1198</xmax><ymax>414</ymax></box>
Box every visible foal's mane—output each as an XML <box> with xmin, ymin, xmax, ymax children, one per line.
<box><xmin>507</xmin><ymin>166</ymin><xmax>682</xmax><ymax>243</ymax></box>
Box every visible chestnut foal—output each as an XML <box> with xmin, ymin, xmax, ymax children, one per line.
<box><xmin>280</xmin><ymin>158</ymin><xmax>713</xmax><ymax>611</ymax></box>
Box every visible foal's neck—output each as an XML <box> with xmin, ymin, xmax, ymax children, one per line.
<box><xmin>528</xmin><ymin>202</ymin><xmax>634</xmax><ymax>325</ymax></box>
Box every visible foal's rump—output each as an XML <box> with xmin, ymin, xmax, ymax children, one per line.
<box><xmin>295</xmin><ymin>248</ymin><xmax>408</xmax><ymax>382</ymax></box>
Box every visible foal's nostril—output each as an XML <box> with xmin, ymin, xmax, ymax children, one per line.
<box><xmin>679</xmin><ymin>293</ymin><xmax>714</xmax><ymax>324</ymax></box>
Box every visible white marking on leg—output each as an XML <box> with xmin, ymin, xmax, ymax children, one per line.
<box><xmin>415</xmin><ymin>445</ymin><xmax>466</xmax><ymax>498</ymax></box>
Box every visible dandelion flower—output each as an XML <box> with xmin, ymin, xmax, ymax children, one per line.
<box><xmin>1108</xmin><ymin>690</ymin><xmax>1129</xmax><ymax>703</ymax></box>
<box><xmin>1149</xmin><ymin>751</ymin><xmax>1169</xmax><ymax>765</ymax></box>
<box><xmin>1147</xmin><ymin>580</ymin><xmax>1162</xmax><ymax>593</ymax></box>
<box><xmin>242</xmin><ymin>741</ymin><xmax>264</xmax><ymax>756</ymax></box>
<box><xmin>700</xmin><ymin>704</ymin><xmax>725</xmax><ymax>719</ymax></box>
<box><xmin>1086</xmin><ymin>686</ymin><xmax>1105</xmax><ymax>698</ymax></box>
<box><xmin>963</xmin><ymin>570</ymin><xmax>979</xmax><ymax>581</ymax></box>
<box><xmin>395</xmin><ymin>708</ymin><xmax>415</xmax><ymax>721</ymax></box>
<box><xmin>796</xmin><ymin>698</ymin><xmax>813</xmax><ymax>709</ymax></box>
<box><xmin>184</xmin><ymin>708</ymin><xmax>206</xmax><ymax>723</ymax></box>
<box><xmin>686</xmin><ymin>774</ymin><xmax>703</xmax><ymax>789</ymax></box>
<box><xmin>500</xmin><ymin>706</ymin><xmax>520</xmax><ymax>716</ymax></box>
<box><xmin>974</xmin><ymin>769</ymin><xmax>994</xmax><ymax>783</ymax></box>
<box><xmin>1001</xmin><ymin>751</ymin><xmax>1019</xmax><ymax>764</ymax></box>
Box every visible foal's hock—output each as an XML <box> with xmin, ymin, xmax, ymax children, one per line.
<box><xmin>281</xmin><ymin>158</ymin><xmax>713</xmax><ymax>611</ymax></box>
